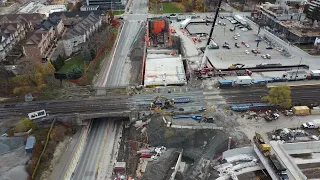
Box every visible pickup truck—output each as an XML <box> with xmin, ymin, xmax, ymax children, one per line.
<box><xmin>302</xmin><ymin>120</ymin><xmax>320</xmax><ymax>129</ymax></box>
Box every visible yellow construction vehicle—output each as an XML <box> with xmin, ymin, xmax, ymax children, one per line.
<box><xmin>253</xmin><ymin>132</ymin><xmax>271</xmax><ymax>156</ymax></box>
<box><xmin>150</xmin><ymin>96</ymin><xmax>174</xmax><ymax>110</ymax></box>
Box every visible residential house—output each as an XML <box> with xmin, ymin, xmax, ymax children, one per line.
<box><xmin>0</xmin><ymin>13</ymin><xmax>45</xmax><ymax>30</ymax></box>
<box><xmin>49</xmin><ymin>10</ymin><xmax>108</xmax><ymax>24</ymax></box>
<box><xmin>23</xmin><ymin>28</ymin><xmax>55</xmax><ymax>61</ymax></box>
<box><xmin>0</xmin><ymin>23</ymin><xmax>27</xmax><ymax>61</ymax></box>
<box><xmin>62</xmin><ymin>13</ymin><xmax>102</xmax><ymax>56</ymax></box>
<box><xmin>40</xmin><ymin>18</ymin><xmax>64</xmax><ymax>38</ymax></box>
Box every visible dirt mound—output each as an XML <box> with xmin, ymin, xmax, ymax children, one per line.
<box><xmin>145</xmin><ymin>116</ymin><xmax>230</xmax><ymax>180</ymax></box>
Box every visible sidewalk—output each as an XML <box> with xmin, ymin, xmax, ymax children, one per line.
<box><xmin>50</xmin><ymin>126</ymin><xmax>84</xmax><ymax>180</ymax></box>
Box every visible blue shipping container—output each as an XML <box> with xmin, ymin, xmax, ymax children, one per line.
<box><xmin>25</xmin><ymin>136</ymin><xmax>36</xmax><ymax>153</ymax></box>
<box><xmin>219</xmin><ymin>80</ymin><xmax>233</xmax><ymax>87</ymax></box>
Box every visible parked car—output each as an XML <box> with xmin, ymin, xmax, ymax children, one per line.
<box><xmin>233</xmin><ymin>35</ymin><xmax>238</xmax><ymax>40</ymax></box>
<box><xmin>223</xmin><ymin>42</ymin><xmax>231</xmax><ymax>49</ymax></box>
<box><xmin>252</xmin><ymin>49</ymin><xmax>261</xmax><ymax>54</ymax></box>
<box><xmin>230</xmin><ymin>28</ymin><xmax>234</xmax><ymax>31</ymax></box>
<box><xmin>245</xmin><ymin>44</ymin><xmax>250</xmax><ymax>48</ymax></box>
<box><xmin>266</xmin><ymin>46</ymin><xmax>273</xmax><ymax>50</ymax></box>
<box><xmin>241</xmin><ymin>41</ymin><xmax>246</xmax><ymax>45</ymax></box>
<box><xmin>241</xmin><ymin>28</ymin><xmax>248</xmax><ymax>31</ymax></box>
<box><xmin>261</xmin><ymin>54</ymin><xmax>271</xmax><ymax>59</ymax></box>
<box><xmin>231</xmin><ymin>20</ymin><xmax>237</xmax><ymax>24</ymax></box>
<box><xmin>220</xmin><ymin>16</ymin><xmax>224</xmax><ymax>19</ymax></box>
<box><xmin>245</xmin><ymin>50</ymin><xmax>250</xmax><ymax>54</ymax></box>
<box><xmin>266</xmin><ymin>54</ymin><xmax>271</xmax><ymax>59</ymax></box>
<box><xmin>235</xmin><ymin>43</ymin><xmax>240</xmax><ymax>48</ymax></box>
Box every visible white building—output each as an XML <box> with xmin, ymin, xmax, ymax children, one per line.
<box><xmin>38</xmin><ymin>5</ymin><xmax>67</xmax><ymax>17</ymax></box>
<box><xmin>233</xmin><ymin>14</ymin><xmax>247</xmax><ymax>25</ymax></box>
<box><xmin>17</xmin><ymin>2</ymin><xmax>45</xmax><ymax>14</ymax></box>
<box><xmin>17</xmin><ymin>2</ymin><xmax>66</xmax><ymax>17</ymax></box>
<box><xmin>80</xmin><ymin>5</ymin><xmax>100</xmax><ymax>11</ymax></box>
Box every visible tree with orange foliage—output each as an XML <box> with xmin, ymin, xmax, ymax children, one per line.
<box><xmin>12</xmin><ymin>61</ymin><xmax>55</xmax><ymax>95</ymax></box>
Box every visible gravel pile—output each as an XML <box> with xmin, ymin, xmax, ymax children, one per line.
<box><xmin>0</xmin><ymin>137</ymin><xmax>25</xmax><ymax>155</ymax></box>
<box><xmin>0</xmin><ymin>146</ymin><xmax>30</xmax><ymax>180</ymax></box>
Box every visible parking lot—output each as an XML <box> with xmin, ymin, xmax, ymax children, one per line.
<box><xmin>205</xmin><ymin>17</ymin><xmax>292</xmax><ymax>68</ymax></box>
<box><xmin>175</xmin><ymin>15</ymin><xmax>320</xmax><ymax>70</ymax></box>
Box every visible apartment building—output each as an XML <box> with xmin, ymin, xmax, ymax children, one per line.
<box><xmin>23</xmin><ymin>28</ymin><xmax>55</xmax><ymax>61</ymax></box>
<box><xmin>62</xmin><ymin>13</ymin><xmax>102</xmax><ymax>56</ymax></box>
<box><xmin>0</xmin><ymin>23</ymin><xmax>27</xmax><ymax>61</ymax></box>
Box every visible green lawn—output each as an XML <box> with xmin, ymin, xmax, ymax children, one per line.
<box><xmin>113</xmin><ymin>10</ymin><xmax>125</xmax><ymax>15</ymax></box>
<box><xmin>162</xmin><ymin>2</ymin><xmax>182</xmax><ymax>13</ymax></box>
<box><xmin>58</xmin><ymin>56</ymin><xmax>85</xmax><ymax>73</ymax></box>
<box><xmin>297</xmin><ymin>44</ymin><xmax>314</xmax><ymax>50</ymax></box>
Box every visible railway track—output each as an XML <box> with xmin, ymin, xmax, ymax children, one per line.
<box><xmin>218</xmin><ymin>85</ymin><xmax>320</xmax><ymax>104</ymax></box>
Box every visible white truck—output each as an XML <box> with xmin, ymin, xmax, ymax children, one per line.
<box><xmin>302</xmin><ymin>119</ymin><xmax>320</xmax><ymax>129</ymax></box>
<box><xmin>235</xmin><ymin>76</ymin><xmax>252</xmax><ymax>85</ymax></box>
<box><xmin>282</xmin><ymin>70</ymin><xmax>307</xmax><ymax>81</ymax></box>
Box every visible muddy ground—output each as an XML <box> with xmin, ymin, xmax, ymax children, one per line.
<box><xmin>118</xmin><ymin>112</ymin><xmax>250</xmax><ymax>180</ymax></box>
<box><xmin>128</xmin><ymin>23</ymin><xmax>145</xmax><ymax>85</ymax></box>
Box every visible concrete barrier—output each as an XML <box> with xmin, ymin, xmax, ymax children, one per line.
<box><xmin>282</xmin><ymin>141</ymin><xmax>320</xmax><ymax>154</ymax></box>
<box><xmin>168</xmin><ymin>124</ymin><xmax>223</xmax><ymax>130</ymax></box>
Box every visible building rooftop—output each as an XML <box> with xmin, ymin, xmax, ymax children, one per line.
<box><xmin>38</xmin><ymin>5</ymin><xmax>67</xmax><ymax>17</ymax></box>
<box><xmin>144</xmin><ymin>54</ymin><xmax>186</xmax><ymax>87</ymax></box>
<box><xmin>18</xmin><ymin>2</ymin><xmax>45</xmax><ymax>14</ymax></box>
<box><xmin>0</xmin><ymin>13</ymin><xmax>45</xmax><ymax>27</ymax></box>
<box><xmin>25</xmin><ymin>29</ymin><xmax>48</xmax><ymax>45</ymax></box>
<box><xmin>279</xmin><ymin>20</ymin><xmax>320</xmax><ymax>37</ymax></box>
<box><xmin>63</xmin><ymin>13</ymin><xmax>100</xmax><ymax>39</ymax></box>
<box><xmin>39</xmin><ymin>18</ymin><xmax>61</xmax><ymax>31</ymax></box>
<box><xmin>49</xmin><ymin>10</ymin><xmax>107</xmax><ymax>19</ymax></box>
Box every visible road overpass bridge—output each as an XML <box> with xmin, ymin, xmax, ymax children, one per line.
<box><xmin>38</xmin><ymin>110</ymin><xmax>138</xmax><ymax>126</ymax></box>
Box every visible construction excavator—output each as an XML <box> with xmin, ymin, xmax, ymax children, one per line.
<box><xmin>150</xmin><ymin>96</ymin><xmax>174</xmax><ymax>110</ymax></box>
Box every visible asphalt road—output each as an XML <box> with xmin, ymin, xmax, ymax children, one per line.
<box><xmin>100</xmin><ymin>0</ymin><xmax>148</xmax><ymax>87</ymax></box>
<box><xmin>73</xmin><ymin>0</ymin><xmax>149</xmax><ymax>179</ymax></box>
<box><xmin>73</xmin><ymin>120</ymin><xmax>109</xmax><ymax>180</ymax></box>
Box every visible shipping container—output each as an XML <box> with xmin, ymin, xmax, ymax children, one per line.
<box><xmin>235</xmin><ymin>76</ymin><xmax>252</xmax><ymax>85</ymax></box>
<box><xmin>25</xmin><ymin>136</ymin><xmax>36</xmax><ymax>153</ymax></box>
<box><xmin>218</xmin><ymin>80</ymin><xmax>233</xmax><ymax>87</ymax></box>
<box><xmin>292</xmin><ymin>106</ymin><xmax>310</xmax><ymax>115</ymax></box>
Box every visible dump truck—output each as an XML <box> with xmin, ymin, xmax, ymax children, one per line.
<box><xmin>253</xmin><ymin>132</ymin><xmax>271</xmax><ymax>156</ymax></box>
